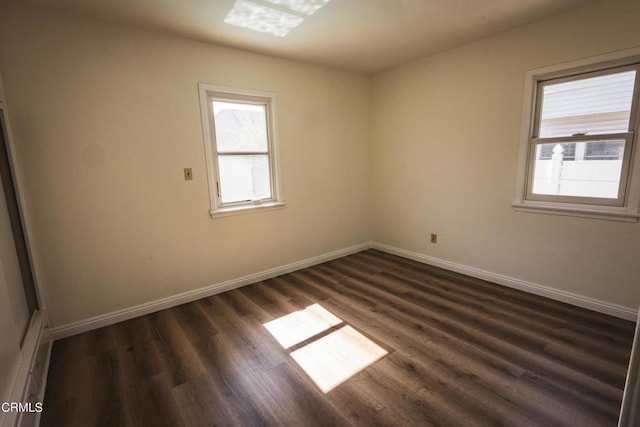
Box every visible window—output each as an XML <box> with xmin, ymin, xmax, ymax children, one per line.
<box><xmin>514</xmin><ymin>50</ymin><xmax>640</xmax><ymax>222</ymax></box>
<box><xmin>199</xmin><ymin>84</ymin><xmax>284</xmax><ymax>217</ymax></box>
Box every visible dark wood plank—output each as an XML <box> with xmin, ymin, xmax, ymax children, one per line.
<box><xmin>41</xmin><ymin>249</ymin><xmax>634</xmax><ymax>427</ymax></box>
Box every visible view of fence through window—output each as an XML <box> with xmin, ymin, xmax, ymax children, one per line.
<box><xmin>531</xmin><ymin>69</ymin><xmax>636</xmax><ymax>199</ymax></box>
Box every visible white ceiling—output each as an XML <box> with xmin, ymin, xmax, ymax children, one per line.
<box><xmin>17</xmin><ymin>0</ymin><xmax>593</xmax><ymax>74</ymax></box>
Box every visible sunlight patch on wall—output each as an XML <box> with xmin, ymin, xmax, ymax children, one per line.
<box><xmin>264</xmin><ymin>304</ymin><xmax>388</xmax><ymax>393</ymax></box>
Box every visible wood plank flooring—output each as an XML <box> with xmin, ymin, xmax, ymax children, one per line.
<box><xmin>40</xmin><ymin>249</ymin><xmax>635</xmax><ymax>426</ymax></box>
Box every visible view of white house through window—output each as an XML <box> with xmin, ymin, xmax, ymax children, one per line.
<box><xmin>538</xmin><ymin>71</ymin><xmax>636</xmax><ymax>137</ymax></box>
<box><xmin>199</xmin><ymin>84</ymin><xmax>282</xmax><ymax>216</ymax></box>
<box><xmin>213</xmin><ymin>101</ymin><xmax>272</xmax><ymax>203</ymax></box>
<box><xmin>528</xmin><ymin>65</ymin><xmax>639</xmax><ymax>203</ymax></box>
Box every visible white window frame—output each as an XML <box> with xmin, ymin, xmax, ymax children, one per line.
<box><xmin>198</xmin><ymin>83</ymin><xmax>284</xmax><ymax>218</ymax></box>
<box><xmin>513</xmin><ymin>48</ymin><xmax>640</xmax><ymax>222</ymax></box>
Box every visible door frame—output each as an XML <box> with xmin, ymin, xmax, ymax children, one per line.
<box><xmin>0</xmin><ymin>101</ymin><xmax>46</xmax><ymax>324</ymax></box>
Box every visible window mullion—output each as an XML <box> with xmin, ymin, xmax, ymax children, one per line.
<box><xmin>532</xmin><ymin>132</ymin><xmax>633</xmax><ymax>145</ymax></box>
<box><xmin>217</xmin><ymin>151</ymin><xmax>269</xmax><ymax>156</ymax></box>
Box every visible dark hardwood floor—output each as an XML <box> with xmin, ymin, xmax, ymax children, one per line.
<box><xmin>41</xmin><ymin>249</ymin><xmax>635</xmax><ymax>426</ymax></box>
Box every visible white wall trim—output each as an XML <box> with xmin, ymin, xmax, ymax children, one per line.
<box><xmin>32</xmin><ymin>341</ymin><xmax>52</xmax><ymax>427</ymax></box>
<box><xmin>0</xmin><ymin>102</ymin><xmax>49</xmax><ymax>317</ymax></box>
<box><xmin>372</xmin><ymin>242</ymin><xmax>638</xmax><ymax>321</ymax></box>
<box><xmin>46</xmin><ymin>239</ymin><xmax>637</xmax><ymax>342</ymax></box>
<box><xmin>619</xmin><ymin>309</ymin><xmax>640</xmax><ymax>426</ymax></box>
<box><xmin>46</xmin><ymin>242</ymin><xmax>373</xmax><ymax>341</ymax></box>
<box><xmin>1</xmin><ymin>310</ymin><xmax>45</xmax><ymax>427</ymax></box>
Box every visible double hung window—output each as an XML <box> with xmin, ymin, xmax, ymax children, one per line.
<box><xmin>514</xmin><ymin>51</ymin><xmax>640</xmax><ymax>221</ymax></box>
<box><xmin>199</xmin><ymin>84</ymin><xmax>283</xmax><ymax>217</ymax></box>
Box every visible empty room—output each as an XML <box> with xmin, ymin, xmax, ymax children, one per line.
<box><xmin>1</xmin><ymin>0</ymin><xmax>640</xmax><ymax>425</ymax></box>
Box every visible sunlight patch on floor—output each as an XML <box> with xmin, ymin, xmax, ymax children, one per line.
<box><xmin>264</xmin><ymin>304</ymin><xmax>388</xmax><ymax>393</ymax></box>
<box><xmin>263</xmin><ymin>303</ymin><xmax>341</xmax><ymax>349</ymax></box>
<box><xmin>290</xmin><ymin>325</ymin><xmax>388</xmax><ymax>392</ymax></box>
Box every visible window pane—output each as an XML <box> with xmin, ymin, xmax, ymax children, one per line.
<box><xmin>219</xmin><ymin>154</ymin><xmax>271</xmax><ymax>203</ymax></box>
<box><xmin>213</xmin><ymin>101</ymin><xmax>268</xmax><ymax>152</ymax></box>
<box><xmin>538</xmin><ymin>143</ymin><xmax>575</xmax><ymax>161</ymax></box>
<box><xmin>539</xmin><ymin>71</ymin><xmax>636</xmax><ymax>137</ymax></box>
<box><xmin>531</xmin><ymin>140</ymin><xmax>624</xmax><ymax>199</ymax></box>
<box><xmin>585</xmin><ymin>140</ymin><xmax>625</xmax><ymax>160</ymax></box>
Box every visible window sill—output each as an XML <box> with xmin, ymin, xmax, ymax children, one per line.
<box><xmin>209</xmin><ymin>201</ymin><xmax>285</xmax><ymax>219</ymax></box>
<box><xmin>512</xmin><ymin>201</ymin><xmax>640</xmax><ymax>222</ymax></box>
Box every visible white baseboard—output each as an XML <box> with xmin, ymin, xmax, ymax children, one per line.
<box><xmin>32</xmin><ymin>341</ymin><xmax>52</xmax><ymax>427</ymax></box>
<box><xmin>46</xmin><ymin>242</ymin><xmax>373</xmax><ymax>341</ymax></box>
<box><xmin>372</xmin><ymin>242</ymin><xmax>638</xmax><ymax>321</ymax></box>
<box><xmin>46</xmin><ymin>239</ymin><xmax>637</xmax><ymax>342</ymax></box>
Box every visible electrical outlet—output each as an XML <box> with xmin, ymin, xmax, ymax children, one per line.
<box><xmin>430</xmin><ymin>233</ymin><xmax>437</xmax><ymax>244</ymax></box>
<box><xmin>184</xmin><ymin>168</ymin><xmax>193</xmax><ymax>181</ymax></box>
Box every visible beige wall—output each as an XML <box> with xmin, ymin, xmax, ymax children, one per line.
<box><xmin>0</xmin><ymin>5</ymin><xmax>371</xmax><ymax>327</ymax></box>
<box><xmin>1</xmin><ymin>0</ymin><xmax>639</xmax><ymax>330</ymax></box>
<box><xmin>371</xmin><ymin>0</ymin><xmax>640</xmax><ymax>308</ymax></box>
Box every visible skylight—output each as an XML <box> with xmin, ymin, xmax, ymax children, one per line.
<box><xmin>264</xmin><ymin>0</ymin><xmax>331</xmax><ymax>15</ymax></box>
<box><xmin>224</xmin><ymin>0</ymin><xmax>331</xmax><ymax>37</ymax></box>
